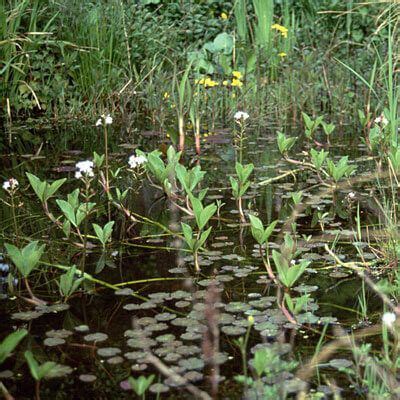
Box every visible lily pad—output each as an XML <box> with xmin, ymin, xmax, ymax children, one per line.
<box><xmin>84</xmin><ymin>332</ymin><xmax>108</xmax><ymax>343</ymax></box>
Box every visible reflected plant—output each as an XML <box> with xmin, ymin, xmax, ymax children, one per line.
<box><xmin>248</xmin><ymin>214</ymin><xmax>277</xmax><ymax>281</ymax></box>
<box><xmin>5</xmin><ymin>241</ymin><xmax>45</xmax><ymax>303</ymax></box>
<box><xmin>128</xmin><ymin>374</ymin><xmax>155</xmax><ymax>399</ymax></box>
<box><xmin>230</xmin><ymin>162</ymin><xmax>254</xmax><ymax>223</ymax></box>
<box><xmin>181</xmin><ymin>194</ymin><xmax>217</xmax><ymax>271</ymax></box>
<box><xmin>290</xmin><ymin>191</ymin><xmax>303</xmax><ymax>206</ymax></box>
<box><xmin>58</xmin><ymin>265</ymin><xmax>84</xmax><ymax>301</ymax></box>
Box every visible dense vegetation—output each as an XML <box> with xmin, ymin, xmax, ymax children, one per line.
<box><xmin>1</xmin><ymin>1</ymin><xmax>399</xmax><ymax>399</ymax></box>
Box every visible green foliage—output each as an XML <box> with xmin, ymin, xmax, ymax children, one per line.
<box><xmin>24</xmin><ymin>351</ymin><xmax>71</xmax><ymax>381</ymax></box>
<box><xmin>302</xmin><ymin>112</ymin><xmax>324</xmax><ymax>139</ymax></box>
<box><xmin>321</xmin><ymin>121</ymin><xmax>335</xmax><ymax>137</ymax></box>
<box><xmin>58</xmin><ymin>266</ymin><xmax>84</xmax><ymax>299</ymax></box>
<box><xmin>141</xmin><ymin>147</ymin><xmax>181</xmax><ymax>190</ymax></box>
<box><xmin>92</xmin><ymin>221</ymin><xmax>115</xmax><ymax>248</ymax></box>
<box><xmin>190</xmin><ymin>194</ymin><xmax>217</xmax><ymax>231</ymax></box>
<box><xmin>310</xmin><ymin>148</ymin><xmax>328</xmax><ymax>170</ymax></box>
<box><xmin>230</xmin><ymin>162</ymin><xmax>254</xmax><ymax>199</ymax></box>
<box><xmin>56</xmin><ymin>189</ymin><xmax>95</xmax><ymax>229</ymax></box>
<box><xmin>248</xmin><ymin>214</ymin><xmax>277</xmax><ymax>246</ymax></box>
<box><xmin>5</xmin><ymin>241</ymin><xmax>45</xmax><ymax>278</ymax></box>
<box><xmin>235</xmin><ymin>347</ymin><xmax>298</xmax><ymax>399</ymax></box>
<box><xmin>284</xmin><ymin>293</ymin><xmax>310</xmax><ymax>315</ymax></box>
<box><xmin>175</xmin><ymin>164</ymin><xmax>206</xmax><ymax>195</ymax></box>
<box><xmin>0</xmin><ymin>329</ymin><xmax>27</xmax><ymax>364</ymax></box>
<box><xmin>26</xmin><ymin>173</ymin><xmax>66</xmax><ymax>203</ymax></box>
<box><xmin>277</xmin><ymin>131</ymin><xmax>296</xmax><ymax>155</ymax></box>
<box><xmin>326</xmin><ymin>156</ymin><xmax>356</xmax><ymax>182</ymax></box>
<box><xmin>128</xmin><ymin>375</ymin><xmax>155</xmax><ymax>397</ymax></box>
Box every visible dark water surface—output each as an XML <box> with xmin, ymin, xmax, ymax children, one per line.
<box><xmin>0</xmin><ymin>122</ymin><xmax>381</xmax><ymax>398</ymax></box>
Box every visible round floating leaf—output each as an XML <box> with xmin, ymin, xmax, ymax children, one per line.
<box><xmin>79</xmin><ymin>374</ymin><xmax>97</xmax><ymax>383</ymax></box>
<box><xmin>156</xmin><ymin>334</ymin><xmax>175</xmax><ymax>343</ymax></box>
<box><xmin>144</xmin><ymin>323</ymin><xmax>168</xmax><ymax>333</ymax></box>
<box><xmin>184</xmin><ymin>371</ymin><xmax>203</xmax><ymax>382</ymax></box>
<box><xmin>163</xmin><ymin>353</ymin><xmax>181</xmax><ymax>363</ymax></box>
<box><xmin>107</xmin><ymin>356</ymin><xmax>124</xmax><ymax>365</ymax></box>
<box><xmin>44</xmin><ymin>337</ymin><xmax>65</xmax><ymax>347</ymax></box>
<box><xmin>11</xmin><ymin>311</ymin><xmax>44</xmax><ymax>321</ymax></box>
<box><xmin>97</xmin><ymin>347</ymin><xmax>121</xmax><ymax>358</ymax></box>
<box><xmin>178</xmin><ymin>357</ymin><xmax>204</xmax><ymax>371</ymax></box>
<box><xmin>46</xmin><ymin>329</ymin><xmax>73</xmax><ymax>339</ymax></box>
<box><xmin>155</xmin><ymin>313</ymin><xmax>176</xmax><ymax>322</ymax></box>
<box><xmin>137</xmin><ymin>317</ymin><xmax>157</xmax><ymax>326</ymax></box>
<box><xmin>127</xmin><ymin>337</ymin><xmax>156</xmax><ymax>348</ymax></box>
<box><xmin>44</xmin><ymin>364</ymin><xmax>73</xmax><ymax>379</ymax></box>
<box><xmin>150</xmin><ymin>383</ymin><xmax>169</xmax><ymax>394</ymax></box>
<box><xmin>84</xmin><ymin>332</ymin><xmax>108</xmax><ymax>343</ymax></box>
<box><xmin>225</xmin><ymin>302</ymin><xmax>251</xmax><ymax>313</ymax></box>
<box><xmin>131</xmin><ymin>364</ymin><xmax>148</xmax><ymax>372</ymax></box>
<box><xmin>175</xmin><ymin>301</ymin><xmax>190</xmax><ymax>308</ymax></box>
<box><xmin>176</xmin><ymin>345</ymin><xmax>201</xmax><ymax>356</ymax></box>
<box><xmin>181</xmin><ymin>332</ymin><xmax>202</xmax><ymax>341</ymax></box>
<box><xmin>74</xmin><ymin>325</ymin><xmax>89</xmax><ymax>333</ymax></box>
<box><xmin>221</xmin><ymin>326</ymin><xmax>246</xmax><ymax>336</ymax></box>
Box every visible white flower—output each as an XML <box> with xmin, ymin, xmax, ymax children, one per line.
<box><xmin>382</xmin><ymin>312</ymin><xmax>396</xmax><ymax>328</ymax></box>
<box><xmin>128</xmin><ymin>154</ymin><xmax>147</xmax><ymax>169</ymax></box>
<box><xmin>375</xmin><ymin>114</ymin><xmax>388</xmax><ymax>126</ymax></box>
<box><xmin>348</xmin><ymin>192</ymin><xmax>355</xmax><ymax>199</ymax></box>
<box><xmin>3</xmin><ymin>178</ymin><xmax>19</xmax><ymax>191</ymax></box>
<box><xmin>234</xmin><ymin>111</ymin><xmax>249</xmax><ymax>122</ymax></box>
<box><xmin>95</xmin><ymin>114</ymin><xmax>113</xmax><ymax>126</ymax></box>
<box><xmin>75</xmin><ymin>160</ymin><xmax>94</xmax><ymax>179</ymax></box>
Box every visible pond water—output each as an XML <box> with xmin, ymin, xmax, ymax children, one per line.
<box><xmin>0</xmin><ymin>122</ymin><xmax>383</xmax><ymax>398</ymax></box>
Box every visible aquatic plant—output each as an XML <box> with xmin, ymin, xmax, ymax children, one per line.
<box><xmin>58</xmin><ymin>266</ymin><xmax>84</xmax><ymax>301</ymax></box>
<box><xmin>230</xmin><ymin>162</ymin><xmax>254</xmax><ymax>223</ymax></box>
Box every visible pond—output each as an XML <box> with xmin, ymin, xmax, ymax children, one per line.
<box><xmin>0</xmin><ymin>121</ymin><xmax>390</xmax><ymax>399</ymax></box>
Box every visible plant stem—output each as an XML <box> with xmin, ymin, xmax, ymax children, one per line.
<box><xmin>103</xmin><ymin>124</ymin><xmax>111</xmax><ymax>221</ymax></box>
<box><xmin>10</xmin><ymin>193</ymin><xmax>19</xmax><ymax>244</ymax></box>
<box><xmin>35</xmin><ymin>381</ymin><xmax>40</xmax><ymax>400</ymax></box>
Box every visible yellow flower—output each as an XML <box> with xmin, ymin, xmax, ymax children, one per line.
<box><xmin>231</xmin><ymin>78</ymin><xmax>243</xmax><ymax>88</ymax></box>
<box><xmin>204</xmin><ymin>77</ymin><xmax>219</xmax><ymax>87</ymax></box>
<box><xmin>272</xmin><ymin>23</ymin><xmax>288</xmax><ymax>38</ymax></box>
<box><xmin>278</xmin><ymin>52</ymin><xmax>287</xmax><ymax>58</ymax></box>
<box><xmin>223</xmin><ymin>80</ymin><xmax>229</xmax><ymax>86</ymax></box>
<box><xmin>163</xmin><ymin>92</ymin><xmax>170</xmax><ymax>99</ymax></box>
<box><xmin>231</xmin><ymin>93</ymin><xmax>236</xmax><ymax>99</ymax></box>
<box><xmin>247</xmin><ymin>315</ymin><xmax>254</xmax><ymax>325</ymax></box>
<box><xmin>232</xmin><ymin>70</ymin><xmax>242</xmax><ymax>79</ymax></box>
<box><xmin>221</xmin><ymin>12</ymin><xmax>228</xmax><ymax>20</ymax></box>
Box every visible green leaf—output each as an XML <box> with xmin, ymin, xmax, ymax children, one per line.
<box><xmin>0</xmin><ymin>329</ymin><xmax>27</xmax><ymax>364</ymax></box>
<box><xmin>5</xmin><ymin>241</ymin><xmax>45</xmax><ymax>278</ymax></box>
<box><xmin>199</xmin><ymin>203</ymin><xmax>217</xmax><ymax>230</ymax></box>
<box><xmin>25</xmin><ymin>351</ymin><xmax>40</xmax><ymax>381</ymax></box>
